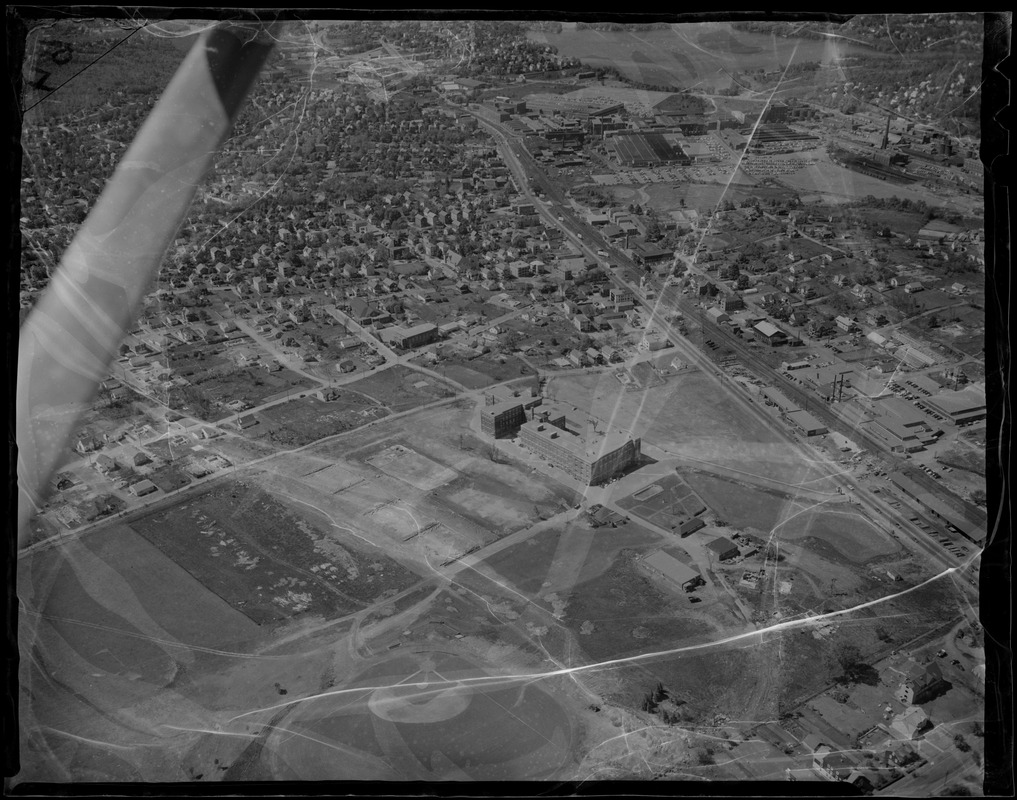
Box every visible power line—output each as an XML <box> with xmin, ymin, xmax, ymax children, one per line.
<box><xmin>23</xmin><ymin>24</ymin><xmax>146</xmax><ymax>115</ymax></box>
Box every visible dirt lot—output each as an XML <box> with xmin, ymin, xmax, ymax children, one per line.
<box><xmin>345</xmin><ymin>365</ymin><xmax>456</xmax><ymax>412</ymax></box>
<box><xmin>130</xmin><ymin>480</ymin><xmax>420</xmax><ymax>624</ymax></box>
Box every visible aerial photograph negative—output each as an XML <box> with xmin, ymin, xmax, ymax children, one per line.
<box><xmin>7</xmin><ymin>9</ymin><xmax>1011</xmax><ymax>795</ymax></box>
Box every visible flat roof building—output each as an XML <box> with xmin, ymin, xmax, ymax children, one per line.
<box><xmin>381</xmin><ymin>322</ymin><xmax>439</xmax><ymax>349</ymax></box>
<box><xmin>786</xmin><ymin>409</ymin><xmax>828</xmax><ymax>436</ymax></box>
<box><xmin>519</xmin><ymin>406</ymin><xmax>641</xmax><ymax>486</ymax></box>
<box><xmin>480</xmin><ymin>400</ymin><xmax>529</xmax><ymax>439</ymax></box>
<box><xmin>705</xmin><ymin>536</ymin><xmax>739</xmax><ymax>561</ymax></box>
<box><xmin>642</xmin><ymin>550</ymin><xmax>704</xmax><ymax>592</ymax></box>
<box><xmin>888</xmin><ymin>471</ymin><xmax>986</xmax><ymax>544</ymax></box>
<box><xmin>925</xmin><ymin>386</ymin><xmax>986</xmax><ymax>425</ymax></box>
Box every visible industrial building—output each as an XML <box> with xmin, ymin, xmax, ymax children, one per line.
<box><xmin>518</xmin><ymin>405</ymin><xmax>641</xmax><ymax>486</ymax></box>
<box><xmin>524</xmin><ymin>93</ymin><xmax>623</xmax><ymax>119</ymax></box>
<box><xmin>924</xmin><ymin>385</ymin><xmax>986</xmax><ymax>425</ymax></box>
<box><xmin>610</xmin><ymin>133</ymin><xmax>690</xmax><ymax>167</ymax></box>
<box><xmin>641</xmin><ymin>550</ymin><xmax>704</xmax><ymax>592</ymax></box>
<box><xmin>704</xmin><ymin>536</ymin><xmax>739</xmax><ymax>561</ymax></box>
<box><xmin>753</xmin><ymin>321</ymin><xmax>788</xmax><ymax>346</ymax></box>
<box><xmin>785</xmin><ymin>409</ymin><xmax>828</xmax><ymax>436</ymax></box>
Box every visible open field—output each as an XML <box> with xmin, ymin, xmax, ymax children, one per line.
<box><xmin>346</xmin><ymin>365</ymin><xmax>456</xmax><ymax>412</ymax></box>
<box><xmin>244</xmin><ymin>394</ymin><xmax>388</xmax><ymax>447</ymax></box>
<box><xmin>131</xmin><ymin>480</ymin><xmax>419</xmax><ymax>624</ymax></box>
<box><xmin>778</xmin><ymin>157</ymin><xmax>965</xmax><ymax>207</ymax></box>
<box><xmin>483</xmin><ymin>518</ymin><xmax>661</xmax><ymax>597</ymax></box>
<box><xmin>682</xmin><ymin>473</ymin><xmax>892</xmax><ymax>564</ymax></box>
<box><xmin>20</xmin><ymin>524</ymin><xmax>262</xmax><ymax>688</ymax></box>
<box><xmin>547</xmin><ymin>368</ymin><xmax>841</xmax><ymax>488</ymax></box>
<box><xmin>367</xmin><ymin>443</ymin><xmax>458</xmax><ymax>491</ymax></box>
<box><xmin>269</xmin><ymin>649</ymin><xmax>574</xmax><ymax>780</ymax></box>
<box><xmin>441</xmin><ymin>353</ymin><xmax>535</xmax><ymax>385</ymax></box>
<box><xmin>566</xmin><ymin>552</ymin><xmax>762</xmax><ymax>718</ymax></box>
<box><xmin>776</xmin><ymin>507</ymin><xmax>899</xmax><ymax>563</ymax></box>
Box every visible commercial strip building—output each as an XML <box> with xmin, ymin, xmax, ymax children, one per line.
<box><xmin>888</xmin><ymin>471</ymin><xmax>986</xmax><ymax>545</ymax></box>
<box><xmin>380</xmin><ymin>322</ymin><xmax>439</xmax><ymax>349</ymax></box>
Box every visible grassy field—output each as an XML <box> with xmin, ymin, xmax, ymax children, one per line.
<box><xmin>777</xmin><ymin>507</ymin><xmax>899</xmax><ymax>563</ymax></box>
<box><xmin>247</xmin><ymin>393</ymin><xmax>388</xmax><ymax>447</ymax></box>
<box><xmin>565</xmin><ymin>551</ymin><xmax>761</xmax><ymax>718</ymax></box>
<box><xmin>482</xmin><ymin>518</ymin><xmax>661</xmax><ymax>597</ymax></box>
<box><xmin>21</xmin><ymin>521</ymin><xmax>265</xmax><ymax>700</ymax></box>
<box><xmin>131</xmin><ymin>480</ymin><xmax>419</xmax><ymax>624</ymax></box>
<box><xmin>549</xmin><ymin>368</ymin><xmax>842</xmax><ymax>487</ymax></box>
<box><xmin>346</xmin><ymin>365</ymin><xmax>456</xmax><ymax>412</ymax></box>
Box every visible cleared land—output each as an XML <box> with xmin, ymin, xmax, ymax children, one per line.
<box><xmin>245</xmin><ymin>393</ymin><xmax>388</xmax><ymax>447</ymax></box>
<box><xmin>347</xmin><ymin>365</ymin><xmax>456</xmax><ymax>412</ymax></box>
<box><xmin>131</xmin><ymin>480</ymin><xmax>420</xmax><ymax>624</ymax></box>
<box><xmin>547</xmin><ymin>368</ymin><xmax>841</xmax><ymax>488</ymax></box>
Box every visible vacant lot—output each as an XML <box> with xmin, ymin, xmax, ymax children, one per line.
<box><xmin>131</xmin><ymin>480</ymin><xmax>419</xmax><ymax>624</ymax></box>
<box><xmin>347</xmin><ymin>365</ymin><xmax>456</xmax><ymax>412</ymax></box>
<box><xmin>549</xmin><ymin>368</ymin><xmax>838</xmax><ymax>487</ymax></box>
<box><xmin>483</xmin><ymin>519</ymin><xmax>661</xmax><ymax>598</ymax></box>
<box><xmin>564</xmin><ymin>551</ymin><xmax>762</xmax><ymax>718</ymax></box>
<box><xmin>247</xmin><ymin>393</ymin><xmax>388</xmax><ymax>447</ymax></box>
<box><xmin>777</xmin><ymin>507</ymin><xmax>899</xmax><ymax>563</ymax></box>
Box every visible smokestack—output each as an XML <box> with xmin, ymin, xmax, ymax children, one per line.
<box><xmin>881</xmin><ymin>114</ymin><xmax>891</xmax><ymax>150</ymax></box>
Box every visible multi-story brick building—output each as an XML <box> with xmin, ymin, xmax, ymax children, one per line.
<box><xmin>518</xmin><ymin>406</ymin><xmax>641</xmax><ymax>485</ymax></box>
